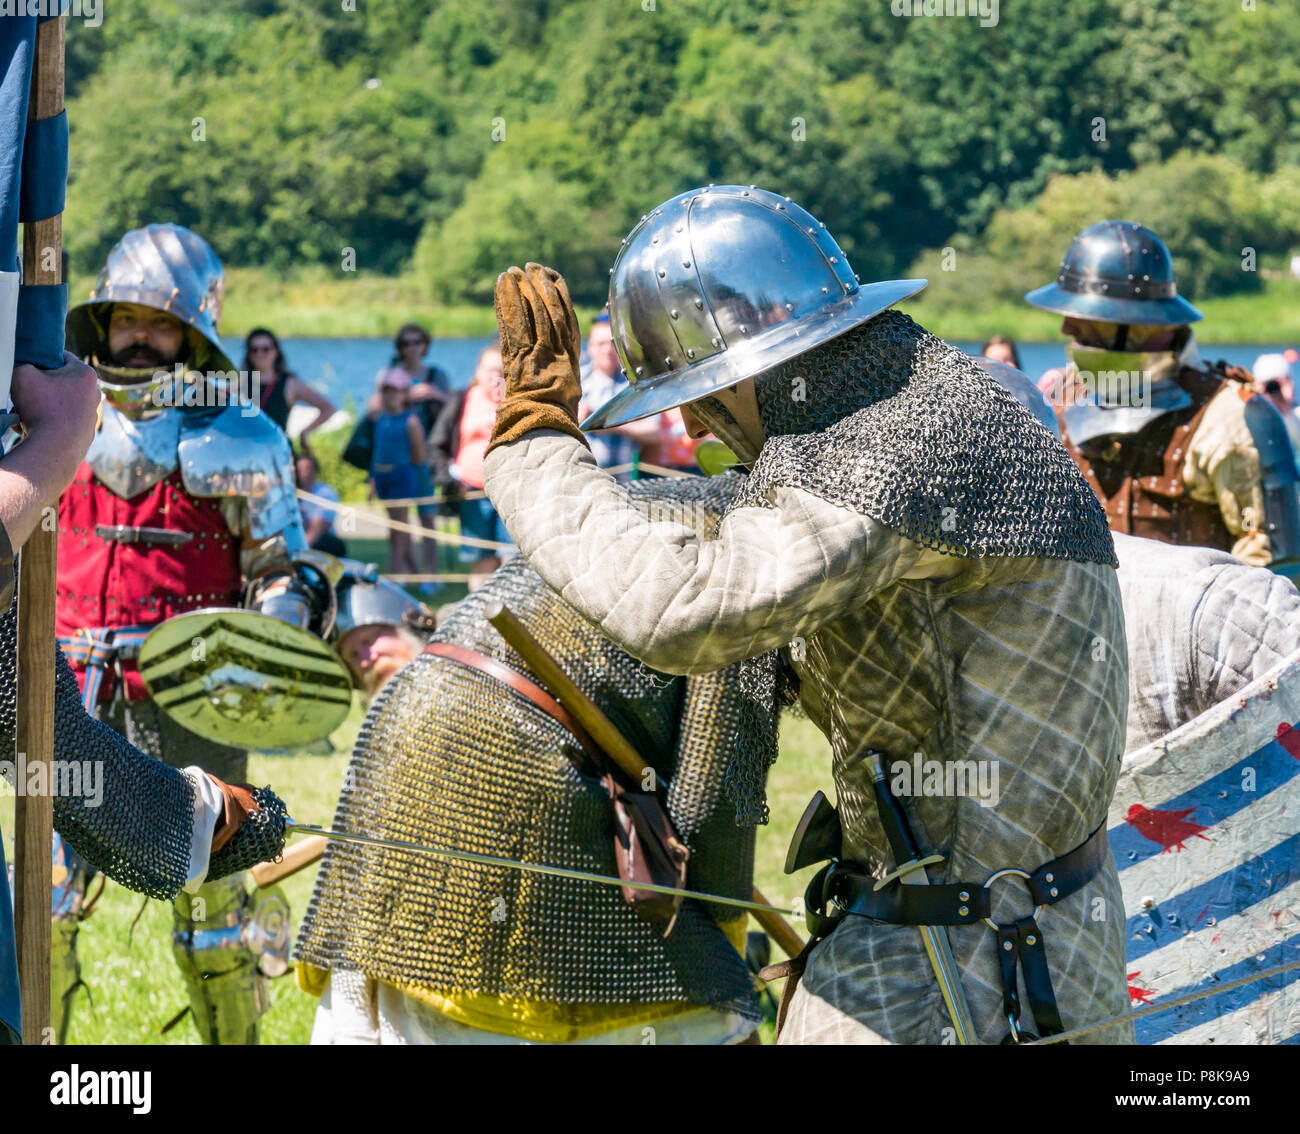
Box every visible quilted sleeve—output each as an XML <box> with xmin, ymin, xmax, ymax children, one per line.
<box><xmin>485</xmin><ymin>431</ymin><xmax>930</xmax><ymax>675</ymax></box>
<box><xmin>1192</xmin><ymin>562</ymin><xmax>1300</xmax><ymax>709</ymax></box>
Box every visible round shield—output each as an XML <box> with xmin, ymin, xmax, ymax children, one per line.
<box><xmin>138</xmin><ymin>608</ymin><xmax>354</xmax><ymax>750</ymax></box>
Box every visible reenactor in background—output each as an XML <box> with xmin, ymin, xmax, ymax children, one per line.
<box><xmin>53</xmin><ymin>224</ymin><xmax>314</xmax><ymax>1044</ymax></box>
<box><xmin>1027</xmin><ymin>221</ymin><xmax>1300</xmax><ymax>573</ymax></box>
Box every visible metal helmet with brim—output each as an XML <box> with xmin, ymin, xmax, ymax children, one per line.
<box><xmin>581</xmin><ymin>186</ymin><xmax>926</xmax><ymax>431</ymax></box>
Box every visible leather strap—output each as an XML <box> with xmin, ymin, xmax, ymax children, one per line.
<box><xmin>804</xmin><ymin>823</ymin><xmax>1108</xmax><ymax>934</ymax></box>
<box><xmin>1025</xmin><ymin>822</ymin><xmax>1110</xmax><ymax>906</ymax></box>
<box><xmin>421</xmin><ymin>641</ymin><xmax>604</xmax><ymax>772</ymax></box>
<box><xmin>998</xmin><ymin>915</ymin><xmax>1064</xmax><ymax>1042</ymax></box>
<box><xmin>93</xmin><ymin>524</ymin><xmax>194</xmax><ymax>546</ymax></box>
<box><xmin>58</xmin><ymin>626</ymin><xmax>153</xmax><ymax>710</ymax></box>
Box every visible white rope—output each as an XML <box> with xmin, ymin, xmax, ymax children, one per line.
<box><xmin>1025</xmin><ymin>956</ymin><xmax>1300</xmax><ymax>1045</ymax></box>
<box><xmin>296</xmin><ymin>488</ymin><xmax>512</xmax><ymax>551</ymax></box>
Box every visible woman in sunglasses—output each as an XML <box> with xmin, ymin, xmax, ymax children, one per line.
<box><xmin>379</xmin><ymin>324</ymin><xmax>453</xmax><ymax>593</ymax></box>
<box><xmin>241</xmin><ymin>327</ymin><xmax>337</xmax><ymax>455</ymax></box>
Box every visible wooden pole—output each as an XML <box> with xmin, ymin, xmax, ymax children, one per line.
<box><xmin>483</xmin><ymin>598</ymin><xmax>804</xmax><ymax>959</ymax></box>
<box><xmin>13</xmin><ymin>12</ymin><xmax>65</xmax><ymax>1046</ymax></box>
<box><xmin>250</xmin><ymin>835</ymin><xmax>327</xmax><ymax>889</ymax></box>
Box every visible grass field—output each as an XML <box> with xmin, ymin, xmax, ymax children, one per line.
<box><xmin>1</xmin><ymin>528</ymin><xmax>835</xmax><ymax>1045</ymax></box>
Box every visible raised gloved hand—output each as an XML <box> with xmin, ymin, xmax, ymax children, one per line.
<box><xmin>487</xmin><ymin>262</ymin><xmax>589</xmax><ymax>453</ymax></box>
<box><xmin>206</xmin><ymin>778</ymin><xmax>289</xmax><ymax>880</ymax></box>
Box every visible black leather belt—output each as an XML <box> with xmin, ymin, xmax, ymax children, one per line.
<box><xmin>797</xmin><ymin>807</ymin><xmax>1109</xmax><ymax>1044</ymax></box>
<box><xmin>94</xmin><ymin>524</ymin><xmax>194</xmax><ymax>546</ymax></box>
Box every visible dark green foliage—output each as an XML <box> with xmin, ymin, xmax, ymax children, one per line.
<box><xmin>63</xmin><ymin>0</ymin><xmax>1300</xmax><ymax>302</ymax></box>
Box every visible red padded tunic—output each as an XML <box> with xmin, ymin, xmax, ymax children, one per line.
<box><xmin>56</xmin><ymin>463</ymin><xmax>242</xmax><ymax>702</ymax></box>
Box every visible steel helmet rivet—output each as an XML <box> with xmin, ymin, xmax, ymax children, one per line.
<box><xmin>588</xmin><ymin>185</ymin><xmax>924</xmax><ymax>430</ymax></box>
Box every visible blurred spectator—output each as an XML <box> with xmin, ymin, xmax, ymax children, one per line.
<box><xmin>1254</xmin><ymin>352</ymin><xmax>1300</xmax><ymax>451</ymax></box>
<box><xmin>637</xmin><ymin>407</ymin><xmax>702</xmax><ymax>473</ymax></box>
<box><xmin>981</xmin><ymin>335</ymin><xmax>1022</xmax><ymax>370</ymax></box>
<box><xmin>369</xmin><ymin>369</ymin><xmax>426</xmax><ymax>577</ymax></box>
<box><xmin>430</xmin><ymin>342</ymin><xmax>513</xmax><ymax>591</ymax></box>
<box><xmin>296</xmin><ymin>453</ymin><xmax>347</xmax><ymax>558</ymax></box>
<box><xmin>386</xmin><ymin>323</ymin><xmax>453</xmax><ymax>433</ymax></box>
<box><xmin>243</xmin><ymin>327</ymin><xmax>336</xmax><ymax>454</ymax></box>
<box><xmin>579</xmin><ymin>312</ymin><xmax>661</xmax><ymax>477</ymax></box>
<box><xmin>368</xmin><ymin>324</ymin><xmax>452</xmax><ymax>591</ymax></box>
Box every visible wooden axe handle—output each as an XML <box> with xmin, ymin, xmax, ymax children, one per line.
<box><xmin>251</xmin><ymin>835</ymin><xmax>327</xmax><ymax>888</ymax></box>
<box><xmin>482</xmin><ymin>597</ymin><xmax>648</xmax><ymax>783</ymax></box>
<box><xmin>750</xmin><ymin>886</ymin><xmax>805</xmax><ymax>960</ymax></box>
<box><xmin>483</xmin><ymin>598</ymin><xmax>804</xmax><ymax>957</ymax></box>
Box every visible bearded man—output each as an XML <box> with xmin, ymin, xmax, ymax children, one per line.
<box><xmin>53</xmin><ymin>223</ymin><xmax>314</xmax><ymax>1045</ymax></box>
<box><xmin>295</xmin><ymin>474</ymin><xmax>766</xmax><ymax>1044</ymax></box>
<box><xmin>479</xmin><ymin>186</ymin><xmax>1131</xmax><ymax>1045</ymax></box>
<box><xmin>1027</xmin><ymin>221</ymin><xmax>1300</xmax><ymax>573</ymax></box>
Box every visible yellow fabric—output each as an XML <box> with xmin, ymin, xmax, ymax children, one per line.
<box><xmin>296</xmin><ymin>914</ymin><xmax>752</xmax><ymax>1043</ymax></box>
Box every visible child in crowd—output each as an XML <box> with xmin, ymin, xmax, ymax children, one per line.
<box><xmin>369</xmin><ymin>369</ymin><xmax>425</xmax><ymax>577</ymax></box>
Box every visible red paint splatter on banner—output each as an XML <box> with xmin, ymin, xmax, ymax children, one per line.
<box><xmin>1125</xmin><ymin>805</ymin><xmax>1212</xmax><ymax>853</ymax></box>
<box><xmin>1276</xmin><ymin>721</ymin><xmax>1300</xmax><ymax>761</ymax></box>
<box><xmin>1128</xmin><ymin>972</ymin><xmax>1156</xmax><ymax>1004</ymax></box>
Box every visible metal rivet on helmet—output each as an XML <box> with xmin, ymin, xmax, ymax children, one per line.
<box><xmin>67</xmin><ymin>223</ymin><xmax>233</xmax><ymax>372</ymax></box>
<box><xmin>1024</xmin><ymin>219</ymin><xmax>1202</xmax><ymax>326</ymax></box>
<box><xmin>582</xmin><ymin>185</ymin><xmax>926</xmax><ymax>431</ymax></box>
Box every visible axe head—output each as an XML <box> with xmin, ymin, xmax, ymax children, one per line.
<box><xmin>784</xmin><ymin>790</ymin><xmax>843</xmax><ymax>874</ymax></box>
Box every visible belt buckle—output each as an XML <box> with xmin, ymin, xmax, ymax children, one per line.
<box><xmin>981</xmin><ymin>867</ymin><xmax>1044</xmax><ymax>931</ymax></box>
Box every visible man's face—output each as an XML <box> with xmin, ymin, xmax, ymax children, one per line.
<box><xmin>338</xmin><ymin>623</ymin><xmax>418</xmax><ymax>700</ymax></box>
<box><xmin>295</xmin><ymin>457</ymin><xmax>317</xmax><ymax>488</ymax></box>
<box><xmin>1061</xmin><ymin>317</ymin><xmax>1178</xmax><ymax>352</ymax></box>
<box><xmin>106</xmin><ymin>302</ymin><xmax>188</xmax><ymax>368</ymax></box>
<box><xmin>587</xmin><ymin>322</ymin><xmax>621</xmax><ymax>378</ymax></box>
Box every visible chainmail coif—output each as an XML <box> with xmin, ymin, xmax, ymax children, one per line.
<box><xmin>720</xmin><ymin>309</ymin><xmax>1118</xmax><ymax>826</ymax></box>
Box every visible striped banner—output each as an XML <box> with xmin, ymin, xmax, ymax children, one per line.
<box><xmin>1110</xmin><ymin>649</ymin><xmax>1300</xmax><ymax>1044</ymax></box>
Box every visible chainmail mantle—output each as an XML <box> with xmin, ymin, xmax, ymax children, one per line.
<box><xmin>0</xmin><ymin>578</ymin><xmax>194</xmax><ymax>901</ymax></box>
<box><xmin>720</xmin><ymin>309</ymin><xmax>1118</xmax><ymax>826</ymax></box>
<box><xmin>295</xmin><ymin>476</ymin><xmax>768</xmax><ymax>1018</ymax></box>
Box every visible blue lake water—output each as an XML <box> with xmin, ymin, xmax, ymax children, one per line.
<box><xmin>217</xmin><ymin>335</ymin><xmax>1300</xmax><ymax>422</ymax></box>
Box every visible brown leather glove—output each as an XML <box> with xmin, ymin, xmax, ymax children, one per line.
<box><xmin>487</xmin><ymin>262</ymin><xmax>590</xmax><ymax>453</ymax></box>
<box><xmin>208</xmin><ymin>776</ymin><xmax>260</xmax><ymax>854</ymax></box>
